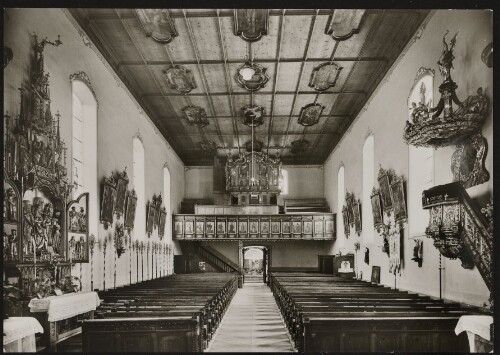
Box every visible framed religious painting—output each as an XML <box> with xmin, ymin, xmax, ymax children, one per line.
<box><xmin>113</xmin><ymin>168</ymin><xmax>129</xmax><ymax>219</ymax></box>
<box><xmin>174</xmin><ymin>220</ymin><xmax>183</xmax><ymax>235</ymax></box>
<box><xmin>371</xmin><ymin>266</ymin><xmax>381</xmax><ymax>284</ymax></box>
<box><xmin>3</xmin><ymin>176</ymin><xmax>21</xmax><ymax>263</ymax></box>
<box><xmin>216</xmin><ymin>219</ymin><xmax>226</xmax><ymax>238</ymax></box>
<box><xmin>205</xmin><ymin>220</ymin><xmax>215</xmax><ymax>237</ymax></box>
<box><xmin>184</xmin><ymin>220</ymin><xmax>194</xmax><ymax>238</ymax></box>
<box><xmin>124</xmin><ymin>189</ymin><xmax>137</xmax><ymax>230</ymax></box>
<box><xmin>271</xmin><ymin>219</ymin><xmax>281</xmax><ymax>238</ymax></box>
<box><xmin>292</xmin><ymin>220</ymin><xmax>302</xmax><ymax>235</ymax></box>
<box><xmin>238</xmin><ymin>219</ymin><xmax>248</xmax><ymax>235</ymax></box>
<box><xmin>314</xmin><ymin>219</ymin><xmax>324</xmax><ymax>237</ymax></box>
<box><xmin>282</xmin><ymin>220</ymin><xmax>291</xmax><ymax>237</ymax></box>
<box><xmin>196</xmin><ymin>220</ymin><xmax>205</xmax><ymax>234</ymax></box>
<box><xmin>303</xmin><ymin>221</ymin><xmax>313</xmax><ymax>235</ymax></box>
<box><xmin>378</xmin><ymin>167</ymin><xmax>394</xmax><ymax>214</ymax></box>
<box><xmin>67</xmin><ymin>192</ymin><xmax>89</xmax><ymax>262</ymax></box>
<box><xmin>100</xmin><ymin>174</ymin><xmax>117</xmax><ymax>229</ymax></box>
<box><xmin>146</xmin><ymin>201</ymin><xmax>157</xmax><ymax>235</ymax></box>
<box><xmin>370</xmin><ymin>188</ymin><xmax>384</xmax><ymax>232</ymax></box>
<box><xmin>325</xmin><ymin>217</ymin><xmax>335</xmax><ymax>235</ymax></box>
<box><xmin>227</xmin><ymin>219</ymin><xmax>237</xmax><ymax>238</ymax></box>
<box><xmin>158</xmin><ymin>207</ymin><xmax>167</xmax><ymax>239</ymax></box>
<box><xmin>260</xmin><ymin>220</ymin><xmax>270</xmax><ymax>236</ymax></box>
<box><xmin>249</xmin><ymin>219</ymin><xmax>259</xmax><ymax>237</ymax></box>
<box><xmin>391</xmin><ymin>176</ymin><xmax>408</xmax><ymax>224</ymax></box>
<box><xmin>352</xmin><ymin>199</ymin><xmax>362</xmax><ymax>236</ymax></box>
<box><xmin>346</xmin><ymin>192</ymin><xmax>355</xmax><ymax>226</ymax></box>
<box><xmin>342</xmin><ymin>205</ymin><xmax>350</xmax><ymax>237</ymax></box>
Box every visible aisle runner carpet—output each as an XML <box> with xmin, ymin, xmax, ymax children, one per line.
<box><xmin>208</xmin><ymin>282</ymin><xmax>295</xmax><ymax>352</ymax></box>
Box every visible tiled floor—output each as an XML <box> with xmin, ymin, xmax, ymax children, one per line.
<box><xmin>207</xmin><ymin>282</ymin><xmax>296</xmax><ymax>353</ymax></box>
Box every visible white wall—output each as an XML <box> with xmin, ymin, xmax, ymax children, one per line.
<box><xmin>323</xmin><ymin>10</ymin><xmax>492</xmax><ymax>307</ymax></box>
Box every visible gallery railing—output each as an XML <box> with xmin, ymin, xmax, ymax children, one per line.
<box><xmin>173</xmin><ymin>213</ymin><xmax>336</xmax><ymax>241</ymax></box>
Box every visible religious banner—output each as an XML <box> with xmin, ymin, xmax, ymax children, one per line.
<box><xmin>388</xmin><ymin>218</ymin><xmax>402</xmax><ymax>274</ymax></box>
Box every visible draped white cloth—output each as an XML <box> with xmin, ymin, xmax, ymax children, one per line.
<box><xmin>3</xmin><ymin>317</ymin><xmax>44</xmax><ymax>345</ymax></box>
<box><xmin>455</xmin><ymin>315</ymin><xmax>493</xmax><ymax>340</ymax></box>
<box><xmin>28</xmin><ymin>291</ymin><xmax>101</xmax><ymax>322</ymax></box>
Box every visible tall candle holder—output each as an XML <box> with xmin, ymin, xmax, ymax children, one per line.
<box><xmin>89</xmin><ymin>234</ymin><xmax>95</xmax><ymax>291</ymax></box>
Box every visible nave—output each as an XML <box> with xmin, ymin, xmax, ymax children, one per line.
<box><xmin>3</xmin><ymin>7</ymin><xmax>493</xmax><ymax>354</ymax></box>
<box><xmin>207</xmin><ymin>282</ymin><xmax>295</xmax><ymax>353</ymax></box>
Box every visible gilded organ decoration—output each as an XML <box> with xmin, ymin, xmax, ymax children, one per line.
<box><xmin>225</xmin><ymin>152</ymin><xmax>281</xmax><ymax>194</ymax></box>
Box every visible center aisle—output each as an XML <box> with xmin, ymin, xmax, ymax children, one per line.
<box><xmin>207</xmin><ymin>282</ymin><xmax>296</xmax><ymax>353</ymax></box>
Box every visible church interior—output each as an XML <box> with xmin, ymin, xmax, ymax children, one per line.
<box><xmin>2</xmin><ymin>8</ymin><xmax>494</xmax><ymax>353</ymax></box>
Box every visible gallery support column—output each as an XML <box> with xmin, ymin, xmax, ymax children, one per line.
<box><xmin>238</xmin><ymin>241</ymin><xmax>244</xmax><ymax>287</ymax></box>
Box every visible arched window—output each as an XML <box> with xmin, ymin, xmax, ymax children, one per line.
<box><xmin>407</xmin><ymin>70</ymin><xmax>434</xmax><ymax>238</ymax></box>
<box><xmin>71</xmin><ymin>80</ymin><xmax>97</xmax><ymax>200</ymax></box>
<box><xmin>362</xmin><ymin>135</ymin><xmax>374</xmax><ymax>242</ymax></box>
<box><xmin>71</xmin><ymin>79</ymin><xmax>97</xmax><ymax>292</ymax></box>
<box><xmin>163</xmin><ymin>165</ymin><xmax>171</xmax><ymax>241</ymax></box>
<box><xmin>280</xmin><ymin>169</ymin><xmax>289</xmax><ymax>195</ymax></box>
<box><xmin>337</xmin><ymin>166</ymin><xmax>345</xmax><ymax>247</ymax></box>
<box><xmin>133</xmin><ymin>137</ymin><xmax>145</xmax><ymax>239</ymax></box>
<box><xmin>408</xmin><ymin>145</ymin><xmax>434</xmax><ymax>237</ymax></box>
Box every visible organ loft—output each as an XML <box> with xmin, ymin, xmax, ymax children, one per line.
<box><xmin>2</xmin><ymin>6</ymin><xmax>494</xmax><ymax>353</ymax></box>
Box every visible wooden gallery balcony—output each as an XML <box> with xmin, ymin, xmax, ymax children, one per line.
<box><xmin>173</xmin><ymin>213</ymin><xmax>336</xmax><ymax>241</ymax></box>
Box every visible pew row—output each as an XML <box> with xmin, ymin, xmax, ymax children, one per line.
<box><xmin>269</xmin><ymin>272</ymin><xmax>480</xmax><ymax>352</ymax></box>
<box><xmin>82</xmin><ymin>273</ymin><xmax>238</xmax><ymax>352</ymax></box>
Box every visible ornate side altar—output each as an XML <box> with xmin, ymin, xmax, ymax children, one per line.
<box><xmin>3</xmin><ymin>33</ymin><xmax>93</xmax><ymax>351</ymax></box>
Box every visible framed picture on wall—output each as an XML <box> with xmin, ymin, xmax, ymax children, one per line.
<box><xmin>346</xmin><ymin>192</ymin><xmax>355</xmax><ymax>226</ymax></box>
<box><xmin>114</xmin><ymin>169</ymin><xmax>129</xmax><ymax>218</ymax></box>
<box><xmin>67</xmin><ymin>192</ymin><xmax>89</xmax><ymax>262</ymax></box>
<box><xmin>146</xmin><ymin>202</ymin><xmax>156</xmax><ymax>235</ymax></box>
<box><xmin>124</xmin><ymin>190</ymin><xmax>137</xmax><ymax>230</ymax></box>
<box><xmin>371</xmin><ymin>266</ymin><xmax>381</xmax><ymax>283</ymax></box>
<box><xmin>100</xmin><ymin>174</ymin><xmax>117</xmax><ymax>228</ymax></box>
<box><xmin>158</xmin><ymin>208</ymin><xmax>167</xmax><ymax>238</ymax></box>
<box><xmin>342</xmin><ymin>205</ymin><xmax>350</xmax><ymax>237</ymax></box>
<box><xmin>391</xmin><ymin>176</ymin><xmax>407</xmax><ymax>224</ymax></box>
<box><xmin>352</xmin><ymin>199</ymin><xmax>362</xmax><ymax>235</ymax></box>
<box><xmin>370</xmin><ymin>188</ymin><xmax>384</xmax><ymax>231</ymax></box>
<box><xmin>378</xmin><ymin>167</ymin><xmax>394</xmax><ymax>214</ymax></box>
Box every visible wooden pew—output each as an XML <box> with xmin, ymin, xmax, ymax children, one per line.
<box><xmin>82</xmin><ymin>273</ymin><xmax>237</xmax><ymax>352</ymax></box>
<box><xmin>270</xmin><ymin>272</ymin><xmax>478</xmax><ymax>352</ymax></box>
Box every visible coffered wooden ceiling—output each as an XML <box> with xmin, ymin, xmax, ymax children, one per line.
<box><xmin>69</xmin><ymin>9</ymin><xmax>429</xmax><ymax>166</ymax></box>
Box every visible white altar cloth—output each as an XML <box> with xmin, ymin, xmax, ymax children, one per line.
<box><xmin>3</xmin><ymin>316</ymin><xmax>44</xmax><ymax>352</ymax></box>
<box><xmin>455</xmin><ymin>315</ymin><xmax>493</xmax><ymax>353</ymax></box>
<box><xmin>28</xmin><ymin>291</ymin><xmax>101</xmax><ymax>322</ymax></box>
